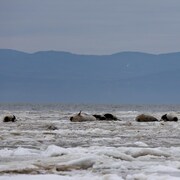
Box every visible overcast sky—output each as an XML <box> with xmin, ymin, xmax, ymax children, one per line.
<box><xmin>1</xmin><ymin>0</ymin><xmax>180</xmax><ymax>55</ymax></box>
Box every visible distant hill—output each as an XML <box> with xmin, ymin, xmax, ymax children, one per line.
<box><xmin>0</xmin><ymin>49</ymin><xmax>180</xmax><ymax>104</ymax></box>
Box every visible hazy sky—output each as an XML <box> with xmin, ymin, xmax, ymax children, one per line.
<box><xmin>1</xmin><ymin>0</ymin><xmax>180</xmax><ymax>55</ymax></box>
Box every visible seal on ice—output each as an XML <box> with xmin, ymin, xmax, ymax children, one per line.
<box><xmin>135</xmin><ymin>114</ymin><xmax>158</xmax><ymax>122</ymax></box>
<box><xmin>70</xmin><ymin>111</ymin><xmax>96</xmax><ymax>122</ymax></box>
<box><xmin>3</xmin><ymin>115</ymin><xmax>17</xmax><ymax>122</ymax></box>
<box><xmin>161</xmin><ymin>114</ymin><xmax>178</xmax><ymax>121</ymax></box>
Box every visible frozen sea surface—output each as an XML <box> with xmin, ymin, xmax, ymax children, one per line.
<box><xmin>0</xmin><ymin>103</ymin><xmax>180</xmax><ymax>180</ymax></box>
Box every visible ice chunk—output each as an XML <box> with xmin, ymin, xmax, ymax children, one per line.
<box><xmin>0</xmin><ymin>148</ymin><xmax>13</xmax><ymax>157</ymax></box>
<box><xmin>102</xmin><ymin>150</ymin><xmax>134</xmax><ymax>161</ymax></box>
<box><xmin>126</xmin><ymin>173</ymin><xmax>147</xmax><ymax>180</ymax></box>
<box><xmin>56</xmin><ymin>156</ymin><xmax>96</xmax><ymax>171</ymax></box>
<box><xmin>0</xmin><ymin>147</ymin><xmax>39</xmax><ymax>157</ymax></box>
<box><xmin>134</xmin><ymin>141</ymin><xmax>149</xmax><ymax>147</ymax></box>
<box><xmin>13</xmin><ymin>147</ymin><xmax>39</xmax><ymax>156</ymax></box>
<box><xmin>131</xmin><ymin>148</ymin><xmax>170</xmax><ymax>158</ymax></box>
<box><xmin>42</xmin><ymin>145</ymin><xmax>68</xmax><ymax>157</ymax></box>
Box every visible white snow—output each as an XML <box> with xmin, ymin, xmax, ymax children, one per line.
<box><xmin>0</xmin><ymin>174</ymin><xmax>124</xmax><ymax>180</ymax></box>
<box><xmin>1</xmin><ymin>105</ymin><xmax>180</xmax><ymax>179</ymax></box>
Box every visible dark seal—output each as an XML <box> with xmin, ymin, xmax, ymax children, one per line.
<box><xmin>3</xmin><ymin>115</ymin><xmax>16</xmax><ymax>122</ymax></box>
<box><xmin>161</xmin><ymin>114</ymin><xmax>178</xmax><ymax>121</ymax></box>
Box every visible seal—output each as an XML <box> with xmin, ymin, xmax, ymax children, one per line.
<box><xmin>104</xmin><ymin>113</ymin><xmax>118</xmax><ymax>120</ymax></box>
<box><xmin>93</xmin><ymin>114</ymin><xmax>106</xmax><ymax>120</ymax></box>
<box><xmin>70</xmin><ymin>111</ymin><xmax>96</xmax><ymax>122</ymax></box>
<box><xmin>161</xmin><ymin>114</ymin><xmax>178</xmax><ymax>121</ymax></box>
<box><xmin>135</xmin><ymin>114</ymin><xmax>158</xmax><ymax>122</ymax></box>
<box><xmin>3</xmin><ymin>115</ymin><xmax>16</xmax><ymax>122</ymax></box>
<box><xmin>93</xmin><ymin>113</ymin><xmax>118</xmax><ymax>120</ymax></box>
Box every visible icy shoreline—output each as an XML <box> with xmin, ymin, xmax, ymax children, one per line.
<box><xmin>0</xmin><ymin>104</ymin><xmax>180</xmax><ymax>179</ymax></box>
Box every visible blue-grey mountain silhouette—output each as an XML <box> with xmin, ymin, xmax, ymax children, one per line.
<box><xmin>0</xmin><ymin>49</ymin><xmax>180</xmax><ymax>103</ymax></box>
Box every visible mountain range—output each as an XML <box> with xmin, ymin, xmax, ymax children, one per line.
<box><xmin>0</xmin><ymin>49</ymin><xmax>180</xmax><ymax>104</ymax></box>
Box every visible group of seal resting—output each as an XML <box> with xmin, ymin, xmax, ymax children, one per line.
<box><xmin>70</xmin><ymin>111</ymin><xmax>178</xmax><ymax>122</ymax></box>
<box><xmin>2</xmin><ymin>112</ymin><xmax>178</xmax><ymax>123</ymax></box>
<box><xmin>70</xmin><ymin>111</ymin><xmax>118</xmax><ymax>122</ymax></box>
<box><xmin>136</xmin><ymin>114</ymin><xmax>178</xmax><ymax>122</ymax></box>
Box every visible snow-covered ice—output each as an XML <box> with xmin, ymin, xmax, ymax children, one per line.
<box><xmin>0</xmin><ymin>103</ymin><xmax>180</xmax><ymax>179</ymax></box>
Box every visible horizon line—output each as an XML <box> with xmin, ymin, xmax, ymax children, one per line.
<box><xmin>1</xmin><ymin>48</ymin><xmax>180</xmax><ymax>56</ymax></box>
